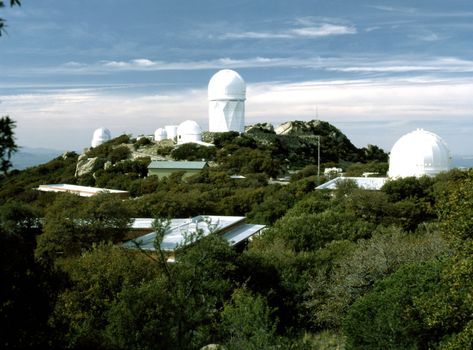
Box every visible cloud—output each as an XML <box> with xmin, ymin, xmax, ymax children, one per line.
<box><xmin>2</xmin><ymin>76</ymin><xmax>473</xmax><ymax>154</ymax></box>
<box><xmin>221</xmin><ymin>32</ymin><xmax>291</xmax><ymax>39</ymax></box>
<box><xmin>222</xmin><ymin>21</ymin><xmax>356</xmax><ymax>40</ymax></box>
<box><xmin>6</xmin><ymin>55</ymin><xmax>473</xmax><ymax>79</ymax></box>
<box><xmin>290</xmin><ymin>24</ymin><xmax>357</xmax><ymax>37</ymax></box>
<box><xmin>367</xmin><ymin>5</ymin><xmax>417</xmax><ymax>14</ymax></box>
<box><xmin>325</xmin><ymin>57</ymin><xmax>473</xmax><ymax>74</ymax></box>
<box><xmin>409</xmin><ymin>32</ymin><xmax>442</xmax><ymax>42</ymax></box>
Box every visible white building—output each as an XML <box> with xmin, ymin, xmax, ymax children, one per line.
<box><xmin>91</xmin><ymin>127</ymin><xmax>111</xmax><ymax>148</ymax></box>
<box><xmin>208</xmin><ymin>69</ymin><xmax>246</xmax><ymax>133</ymax></box>
<box><xmin>165</xmin><ymin>125</ymin><xmax>178</xmax><ymax>141</ymax></box>
<box><xmin>154</xmin><ymin>128</ymin><xmax>168</xmax><ymax>141</ymax></box>
<box><xmin>388</xmin><ymin>129</ymin><xmax>451</xmax><ymax>178</ymax></box>
<box><xmin>177</xmin><ymin>120</ymin><xmax>202</xmax><ymax>144</ymax></box>
<box><xmin>37</xmin><ymin>184</ymin><xmax>128</xmax><ymax>198</ymax></box>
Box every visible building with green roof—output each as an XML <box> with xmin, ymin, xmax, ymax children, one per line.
<box><xmin>147</xmin><ymin>160</ymin><xmax>208</xmax><ymax>179</ymax></box>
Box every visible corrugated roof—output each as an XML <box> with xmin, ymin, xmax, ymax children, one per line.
<box><xmin>124</xmin><ymin>216</ymin><xmax>263</xmax><ymax>251</ymax></box>
<box><xmin>316</xmin><ymin>177</ymin><xmax>388</xmax><ymax>190</ymax></box>
<box><xmin>148</xmin><ymin>161</ymin><xmax>208</xmax><ymax>170</ymax></box>
<box><xmin>222</xmin><ymin>224</ymin><xmax>265</xmax><ymax>246</ymax></box>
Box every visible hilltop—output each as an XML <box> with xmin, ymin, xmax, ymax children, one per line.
<box><xmin>73</xmin><ymin>119</ymin><xmax>388</xmax><ymax>180</ymax></box>
<box><xmin>0</xmin><ymin>119</ymin><xmax>389</xmax><ymax>208</ymax></box>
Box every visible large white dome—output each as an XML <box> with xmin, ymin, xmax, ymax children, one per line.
<box><xmin>208</xmin><ymin>69</ymin><xmax>246</xmax><ymax>101</ymax></box>
<box><xmin>91</xmin><ymin>127</ymin><xmax>111</xmax><ymax>148</ymax></box>
<box><xmin>177</xmin><ymin>120</ymin><xmax>202</xmax><ymax>144</ymax></box>
<box><xmin>388</xmin><ymin>129</ymin><xmax>451</xmax><ymax>178</ymax></box>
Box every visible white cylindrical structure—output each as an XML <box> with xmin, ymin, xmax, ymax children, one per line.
<box><xmin>91</xmin><ymin>127</ymin><xmax>111</xmax><ymax>148</ymax></box>
<box><xmin>165</xmin><ymin>125</ymin><xmax>178</xmax><ymax>141</ymax></box>
<box><xmin>154</xmin><ymin>128</ymin><xmax>168</xmax><ymax>141</ymax></box>
<box><xmin>208</xmin><ymin>69</ymin><xmax>246</xmax><ymax>133</ymax></box>
<box><xmin>388</xmin><ymin>129</ymin><xmax>451</xmax><ymax>178</ymax></box>
<box><xmin>177</xmin><ymin>120</ymin><xmax>202</xmax><ymax>144</ymax></box>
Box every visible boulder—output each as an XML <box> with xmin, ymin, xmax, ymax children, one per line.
<box><xmin>75</xmin><ymin>155</ymin><xmax>104</xmax><ymax>177</ymax></box>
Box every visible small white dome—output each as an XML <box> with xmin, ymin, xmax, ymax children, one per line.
<box><xmin>91</xmin><ymin>127</ymin><xmax>111</xmax><ymax>148</ymax></box>
<box><xmin>177</xmin><ymin>120</ymin><xmax>202</xmax><ymax>144</ymax></box>
<box><xmin>154</xmin><ymin>128</ymin><xmax>168</xmax><ymax>141</ymax></box>
<box><xmin>208</xmin><ymin>69</ymin><xmax>246</xmax><ymax>101</ymax></box>
<box><xmin>388</xmin><ymin>129</ymin><xmax>451</xmax><ymax>178</ymax></box>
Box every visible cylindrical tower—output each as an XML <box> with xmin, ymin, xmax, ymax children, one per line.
<box><xmin>154</xmin><ymin>128</ymin><xmax>168</xmax><ymax>141</ymax></box>
<box><xmin>164</xmin><ymin>125</ymin><xmax>178</xmax><ymax>141</ymax></box>
<box><xmin>208</xmin><ymin>69</ymin><xmax>246</xmax><ymax>133</ymax></box>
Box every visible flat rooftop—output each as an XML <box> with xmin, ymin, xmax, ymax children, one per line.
<box><xmin>316</xmin><ymin>177</ymin><xmax>388</xmax><ymax>191</ymax></box>
<box><xmin>124</xmin><ymin>215</ymin><xmax>265</xmax><ymax>251</ymax></box>
<box><xmin>37</xmin><ymin>184</ymin><xmax>128</xmax><ymax>197</ymax></box>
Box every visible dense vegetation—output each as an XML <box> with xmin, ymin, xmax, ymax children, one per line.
<box><xmin>1</xmin><ymin>120</ymin><xmax>472</xmax><ymax>349</ymax></box>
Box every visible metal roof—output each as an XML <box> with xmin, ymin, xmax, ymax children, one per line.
<box><xmin>148</xmin><ymin>161</ymin><xmax>208</xmax><ymax>170</ymax></box>
<box><xmin>37</xmin><ymin>184</ymin><xmax>128</xmax><ymax>197</ymax></box>
<box><xmin>316</xmin><ymin>177</ymin><xmax>388</xmax><ymax>190</ymax></box>
<box><xmin>124</xmin><ymin>216</ymin><xmax>264</xmax><ymax>251</ymax></box>
<box><xmin>222</xmin><ymin>224</ymin><xmax>265</xmax><ymax>246</ymax></box>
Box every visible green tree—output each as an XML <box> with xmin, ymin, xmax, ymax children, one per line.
<box><xmin>0</xmin><ymin>201</ymin><xmax>59</xmax><ymax>348</ymax></box>
<box><xmin>343</xmin><ymin>260</ymin><xmax>444</xmax><ymax>350</ymax></box>
<box><xmin>50</xmin><ymin>243</ymin><xmax>159</xmax><ymax>348</ymax></box>
<box><xmin>0</xmin><ymin>116</ymin><xmax>18</xmax><ymax>175</ymax></box>
<box><xmin>36</xmin><ymin>193</ymin><xmax>133</xmax><ymax>263</ymax></box>
<box><xmin>105</xmin><ymin>218</ymin><xmax>238</xmax><ymax>349</ymax></box>
<box><xmin>308</xmin><ymin>227</ymin><xmax>448</xmax><ymax>329</ymax></box>
<box><xmin>220</xmin><ymin>287</ymin><xmax>279</xmax><ymax>350</ymax></box>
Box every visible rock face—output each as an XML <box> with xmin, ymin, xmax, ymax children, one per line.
<box><xmin>75</xmin><ymin>155</ymin><xmax>104</xmax><ymax>177</ymax></box>
<box><xmin>276</xmin><ymin>120</ymin><xmax>327</xmax><ymax>135</ymax></box>
<box><xmin>245</xmin><ymin>123</ymin><xmax>274</xmax><ymax>134</ymax></box>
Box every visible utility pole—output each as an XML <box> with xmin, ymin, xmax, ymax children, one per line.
<box><xmin>314</xmin><ymin>105</ymin><xmax>321</xmax><ymax>185</ymax></box>
<box><xmin>317</xmin><ymin>135</ymin><xmax>320</xmax><ymax>185</ymax></box>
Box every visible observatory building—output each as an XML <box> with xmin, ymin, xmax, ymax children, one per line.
<box><xmin>208</xmin><ymin>69</ymin><xmax>246</xmax><ymax>133</ymax></box>
<box><xmin>154</xmin><ymin>128</ymin><xmax>167</xmax><ymax>141</ymax></box>
<box><xmin>388</xmin><ymin>129</ymin><xmax>451</xmax><ymax>178</ymax></box>
<box><xmin>177</xmin><ymin>120</ymin><xmax>202</xmax><ymax>144</ymax></box>
<box><xmin>165</xmin><ymin>125</ymin><xmax>178</xmax><ymax>141</ymax></box>
<box><xmin>91</xmin><ymin>127</ymin><xmax>111</xmax><ymax>148</ymax></box>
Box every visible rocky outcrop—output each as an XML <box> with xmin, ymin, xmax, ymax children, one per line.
<box><xmin>245</xmin><ymin>123</ymin><xmax>275</xmax><ymax>134</ymax></box>
<box><xmin>75</xmin><ymin>154</ymin><xmax>105</xmax><ymax>177</ymax></box>
<box><xmin>275</xmin><ymin>120</ymin><xmax>326</xmax><ymax>135</ymax></box>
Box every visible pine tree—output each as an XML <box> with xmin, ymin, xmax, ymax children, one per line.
<box><xmin>0</xmin><ymin>115</ymin><xmax>18</xmax><ymax>175</ymax></box>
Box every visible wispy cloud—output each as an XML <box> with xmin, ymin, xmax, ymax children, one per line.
<box><xmin>31</xmin><ymin>56</ymin><xmax>473</xmax><ymax>76</ymax></box>
<box><xmin>290</xmin><ymin>24</ymin><xmax>357</xmax><ymax>37</ymax></box>
<box><xmin>367</xmin><ymin>5</ymin><xmax>417</xmax><ymax>14</ymax></box>
<box><xmin>2</xmin><ymin>76</ymin><xmax>473</xmax><ymax>153</ymax></box>
<box><xmin>409</xmin><ymin>32</ymin><xmax>442</xmax><ymax>42</ymax></box>
<box><xmin>222</xmin><ymin>21</ymin><xmax>357</xmax><ymax>39</ymax></box>
<box><xmin>4</xmin><ymin>55</ymin><xmax>473</xmax><ymax>80</ymax></box>
<box><xmin>221</xmin><ymin>31</ymin><xmax>291</xmax><ymax>39</ymax></box>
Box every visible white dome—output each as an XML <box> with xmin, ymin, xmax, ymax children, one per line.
<box><xmin>91</xmin><ymin>127</ymin><xmax>111</xmax><ymax>148</ymax></box>
<box><xmin>208</xmin><ymin>69</ymin><xmax>246</xmax><ymax>101</ymax></box>
<box><xmin>177</xmin><ymin>120</ymin><xmax>202</xmax><ymax>144</ymax></box>
<box><xmin>388</xmin><ymin>129</ymin><xmax>451</xmax><ymax>178</ymax></box>
<box><xmin>154</xmin><ymin>128</ymin><xmax>167</xmax><ymax>141</ymax></box>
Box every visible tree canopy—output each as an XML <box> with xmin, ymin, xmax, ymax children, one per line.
<box><xmin>0</xmin><ymin>116</ymin><xmax>18</xmax><ymax>175</ymax></box>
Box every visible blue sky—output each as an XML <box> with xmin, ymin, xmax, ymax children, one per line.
<box><xmin>1</xmin><ymin>0</ymin><xmax>473</xmax><ymax>154</ymax></box>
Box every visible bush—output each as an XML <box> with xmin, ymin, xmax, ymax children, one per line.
<box><xmin>343</xmin><ymin>260</ymin><xmax>444</xmax><ymax>350</ymax></box>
